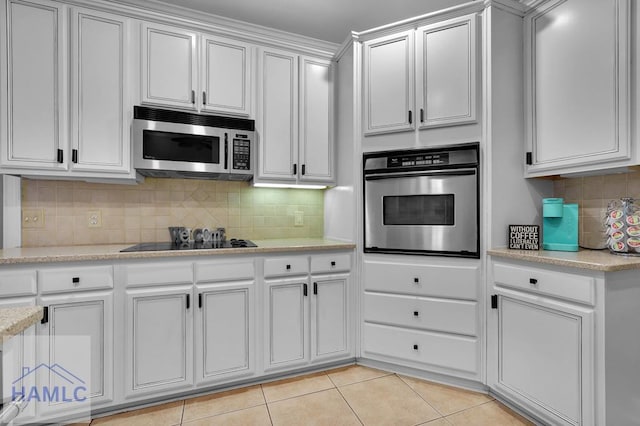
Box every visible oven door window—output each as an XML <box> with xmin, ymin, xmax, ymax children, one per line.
<box><xmin>142</xmin><ymin>130</ymin><xmax>220</xmax><ymax>164</ymax></box>
<box><xmin>383</xmin><ymin>194</ymin><xmax>454</xmax><ymax>226</ymax></box>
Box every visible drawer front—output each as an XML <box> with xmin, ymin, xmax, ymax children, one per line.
<box><xmin>364</xmin><ymin>293</ymin><xmax>477</xmax><ymax>336</ymax></box>
<box><xmin>264</xmin><ymin>257</ymin><xmax>308</xmax><ymax>278</ymax></box>
<box><xmin>0</xmin><ymin>270</ymin><xmax>37</xmax><ymax>297</ymax></box>
<box><xmin>124</xmin><ymin>262</ymin><xmax>193</xmax><ymax>287</ymax></box>
<box><xmin>310</xmin><ymin>253</ymin><xmax>351</xmax><ymax>274</ymax></box>
<box><xmin>39</xmin><ymin>265</ymin><xmax>113</xmax><ymax>294</ymax></box>
<box><xmin>195</xmin><ymin>261</ymin><xmax>255</xmax><ymax>283</ymax></box>
<box><xmin>364</xmin><ymin>260</ymin><xmax>478</xmax><ymax>299</ymax></box>
<box><xmin>492</xmin><ymin>262</ymin><xmax>595</xmax><ymax>305</ymax></box>
<box><xmin>362</xmin><ymin>323</ymin><xmax>479</xmax><ymax>374</ymax></box>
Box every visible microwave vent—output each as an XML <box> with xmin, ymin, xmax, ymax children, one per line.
<box><xmin>134</xmin><ymin>106</ymin><xmax>255</xmax><ymax>131</ymax></box>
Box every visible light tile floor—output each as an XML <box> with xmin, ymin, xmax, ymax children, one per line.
<box><xmin>83</xmin><ymin>366</ymin><xmax>534</xmax><ymax>425</ymax></box>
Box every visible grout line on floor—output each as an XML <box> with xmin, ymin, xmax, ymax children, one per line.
<box><xmin>396</xmin><ymin>374</ymin><xmax>447</xmax><ymax>419</ymax></box>
<box><xmin>179</xmin><ymin>399</ymin><xmax>185</xmax><ymax>425</ymax></box>
<box><xmin>334</xmin><ymin>384</ymin><xmax>365</xmax><ymax>426</ymax></box>
<box><xmin>260</xmin><ymin>385</ymin><xmax>275</xmax><ymax>426</ymax></box>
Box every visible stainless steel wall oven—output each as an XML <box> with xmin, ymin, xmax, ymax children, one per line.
<box><xmin>363</xmin><ymin>143</ymin><xmax>480</xmax><ymax>258</ymax></box>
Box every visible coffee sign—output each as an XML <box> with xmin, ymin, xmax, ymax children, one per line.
<box><xmin>508</xmin><ymin>225</ymin><xmax>540</xmax><ymax>250</ymax></box>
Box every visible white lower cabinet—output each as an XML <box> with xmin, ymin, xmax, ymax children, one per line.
<box><xmin>264</xmin><ymin>277</ymin><xmax>309</xmax><ymax>371</ymax></box>
<box><xmin>37</xmin><ymin>291</ymin><xmax>114</xmax><ymax>417</ymax></box>
<box><xmin>361</xmin><ymin>257</ymin><xmax>481</xmax><ymax>381</ymax></box>
<box><xmin>488</xmin><ymin>258</ymin><xmax>596</xmax><ymax>426</ymax></box>
<box><xmin>310</xmin><ymin>276</ymin><xmax>349</xmax><ymax>362</ymax></box>
<box><xmin>124</xmin><ymin>285</ymin><xmax>193</xmax><ymax>398</ymax></box>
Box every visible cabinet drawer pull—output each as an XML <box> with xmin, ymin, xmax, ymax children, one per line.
<box><xmin>413</xmin><ymin>344</ymin><xmax>418</xmax><ymax>350</ymax></box>
<box><xmin>529</xmin><ymin>278</ymin><xmax>538</xmax><ymax>285</ymax></box>
<box><xmin>72</xmin><ymin>277</ymin><xmax>80</xmax><ymax>285</ymax></box>
<box><xmin>286</xmin><ymin>264</ymin><xmax>291</xmax><ymax>270</ymax></box>
<box><xmin>413</xmin><ymin>277</ymin><xmax>420</xmax><ymax>284</ymax></box>
<box><xmin>330</xmin><ymin>261</ymin><xmax>336</xmax><ymax>267</ymax></box>
<box><xmin>413</xmin><ymin>311</ymin><xmax>419</xmax><ymax>317</ymax></box>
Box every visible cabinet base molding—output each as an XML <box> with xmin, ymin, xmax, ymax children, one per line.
<box><xmin>87</xmin><ymin>358</ymin><xmax>356</xmax><ymax>421</ymax></box>
<box><xmin>489</xmin><ymin>388</ymin><xmax>557</xmax><ymax>426</ymax></box>
<box><xmin>356</xmin><ymin>357</ymin><xmax>486</xmax><ymax>394</ymax></box>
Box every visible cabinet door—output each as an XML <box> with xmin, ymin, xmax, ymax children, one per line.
<box><xmin>37</xmin><ymin>292</ymin><xmax>113</xmax><ymax>416</ymax></box>
<box><xmin>416</xmin><ymin>14</ymin><xmax>477</xmax><ymax>128</ymax></box>
<box><xmin>362</xmin><ymin>31</ymin><xmax>414</xmax><ymax>135</ymax></box>
<box><xmin>1</xmin><ymin>0</ymin><xmax>66</xmax><ymax>170</ymax></box>
<box><xmin>141</xmin><ymin>22</ymin><xmax>197</xmax><ymax>110</ymax></box>
<box><xmin>525</xmin><ymin>0</ymin><xmax>630</xmax><ymax>175</ymax></box>
<box><xmin>70</xmin><ymin>8</ymin><xmax>131</xmax><ymax>174</ymax></box>
<box><xmin>195</xmin><ymin>281</ymin><xmax>255</xmax><ymax>385</ymax></box>
<box><xmin>264</xmin><ymin>278</ymin><xmax>308</xmax><ymax>371</ymax></box>
<box><xmin>257</xmin><ymin>48</ymin><xmax>298</xmax><ymax>181</ymax></box>
<box><xmin>125</xmin><ymin>286</ymin><xmax>193</xmax><ymax>397</ymax></box>
<box><xmin>201</xmin><ymin>35</ymin><xmax>251</xmax><ymax>116</ymax></box>
<box><xmin>310</xmin><ymin>276</ymin><xmax>349</xmax><ymax>362</ymax></box>
<box><xmin>299</xmin><ymin>57</ymin><xmax>334</xmax><ymax>184</ymax></box>
<box><xmin>494</xmin><ymin>294</ymin><xmax>594</xmax><ymax>426</ymax></box>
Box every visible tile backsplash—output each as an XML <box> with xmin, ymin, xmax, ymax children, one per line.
<box><xmin>21</xmin><ymin>178</ymin><xmax>324</xmax><ymax>247</ymax></box>
<box><xmin>552</xmin><ymin>170</ymin><xmax>640</xmax><ymax>249</ymax></box>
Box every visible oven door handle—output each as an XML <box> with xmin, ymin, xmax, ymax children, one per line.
<box><xmin>364</xmin><ymin>168</ymin><xmax>477</xmax><ymax>180</ymax></box>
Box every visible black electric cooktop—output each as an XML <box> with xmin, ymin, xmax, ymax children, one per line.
<box><xmin>120</xmin><ymin>239</ymin><xmax>257</xmax><ymax>252</ymax></box>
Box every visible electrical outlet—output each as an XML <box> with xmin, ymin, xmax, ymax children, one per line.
<box><xmin>87</xmin><ymin>210</ymin><xmax>102</xmax><ymax>228</ymax></box>
<box><xmin>22</xmin><ymin>209</ymin><xmax>44</xmax><ymax>228</ymax></box>
<box><xmin>294</xmin><ymin>210</ymin><xmax>304</xmax><ymax>227</ymax></box>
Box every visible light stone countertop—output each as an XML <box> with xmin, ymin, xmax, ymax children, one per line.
<box><xmin>488</xmin><ymin>247</ymin><xmax>640</xmax><ymax>272</ymax></box>
<box><xmin>0</xmin><ymin>238</ymin><xmax>356</xmax><ymax>265</ymax></box>
<box><xmin>0</xmin><ymin>306</ymin><xmax>43</xmax><ymax>340</ymax></box>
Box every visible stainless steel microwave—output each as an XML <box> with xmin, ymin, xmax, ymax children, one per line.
<box><xmin>363</xmin><ymin>143</ymin><xmax>480</xmax><ymax>258</ymax></box>
<box><xmin>132</xmin><ymin>106</ymin><xmax>254</xmax><ymax>180</ymax></box>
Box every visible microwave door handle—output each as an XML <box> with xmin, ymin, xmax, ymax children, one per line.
<box><xmin>365</xmin><ymin>168</ymin><xmax>477</xmax><ymax>180</ymax></box>
<box><xmin>224</xmin><ymin>134</ymin><xmax>228</xmax><ymax>170</ymax></box>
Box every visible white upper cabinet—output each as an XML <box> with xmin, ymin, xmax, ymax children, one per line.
<box><xmin>0</xmin><ymin>1</ymin><xmax>135</xmax><ymax>180</ymax></box>
<box><xmin>362</xmin><ymin>13</ymin><xmax>478</xmax><ymax>137</ymax></box>
<box><xmin>71</xmin><ymin>7</ymin><xmax>131</xmax><ymax>173</ymax></box>
<box><xmin>363</xmin><ymin>31</ymin><xmax>415</xmax><ymax>135</ymax></box>
<box><xmin>141</xmin><ymin>22</ymin><xmax>253</xmax><ymax>117</ymax></box>
<box><xmin>416</xmin><ymin>14</ymin><xmax>477</xmax><ymax>129</ymax></box>
<box><xmin>1</xmin><ymin>0</ymin><xmax>66</xmax><ymax>171</ymax></box>
<box><xmin>201</xmin><ymin>35</ymin><xmax>252</xmax><ymax>116</ymax></box>
<box><xmin>141</xmin><ymin>22</ymin><xmax>198</xmax><ymax>110</ymax></box>
<box><xmin>257</xmin><ymin>47</ymin><xmax>298</xmax><ymax>181</ymax></box>
<box><xmin>524</xmin><ymin>0</ymin><xmax>631</xmax><ymax>176</ymax></box>
<box><xmin>256</xmin><ymin>47</ymin><xmax>335</xmax><ymax>186</ymax></box>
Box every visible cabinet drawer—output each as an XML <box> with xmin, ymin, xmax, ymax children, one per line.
<box><xmin>39</xmin><ymin>265</ymin><xmax>113</xmax><ymax>294</ymax></box>
<box><xmin>124</xmin><ymin>262</ymin><xmax>193</xmax><ymax>287</ymax></box>
<box><xmin>364</xmin><ymin>261</ymin><xmax>478</xmax><ymax>299</ymax></box>
<box><xmin>264</xmin><ymin>257</ymin><xmax>308</xmax><ymax>278</ymax></box>
<box><xmin>492</xmin><ymin>262</ymin><xmax>595</xmax><ymax>305</ymax></box>
<box><xmin>364</xmin><ymin>293</ymin><xmax>477</xmax><ymax>336</ymax></box>
<box><xmin>310</xmin><ymin>253</ymin><xmax>351</xmax><ymax>274</ymax></box>
<box><xmin>0</xmin><ymin>270</ymin><xmax>37</xmax><ymax>297</ymax></box>
<box><xmin>362</xmin><ymin>323</ymin><xmax>478</xmax><ymax>374</ymax></box>
<box><xmin>195</xmin><ymin>261</ymin><xmax>255</xmax><ymax>283</ymax></box>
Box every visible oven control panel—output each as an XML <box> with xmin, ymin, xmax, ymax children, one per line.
<box><xmin>232</xmin><ymin>136</ymin><xmax>251</xmax><ymax>170</ymax></box>
<box><xmin>388</xmin><ymin>153</ymin><xmax>450</xmax><ymax>168</ymax></box>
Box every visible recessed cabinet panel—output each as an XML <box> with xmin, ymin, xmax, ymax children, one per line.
<box><xmin>498</xmin><ymin>296</ymin><xmax>583</xmax><ymax>425</ymax></box>
<box><xmin>202</xmin><ymin>289</ymin><xmax>250</xmax><ymax>376</ymax></box>
<box><xmin>126</xmin><ymin>286</ymin><xmax>193</xmax><ymax>395</ymax></box>
<box><xmin>71</xmin><ymin>9</ymin><xmax>130</xmax><ymax>172</ymax></box>
<box><xmin>525</xmin><ymin>0</ymin><xmax>630</xmax><ymax>174</ymax></box>
<box><xmin>363</xmin><ymin>31</ymin><xmax>414</xmax><ymax>135</ymax></box>
<box><xmin>258</xmin><ymin>49</ymin><xmax>298</xmax><ymax>180</ymax></box>
<box><xmin>312</xmin><ymin>278</ymin><xmax>347</xmax><ymax>359</ymax></box>
<box><xmin>202</xmin><ymin>36</ymin><xmax>251</xmax><ymax>115</ymax></box>
<box><xmin>142</xmin><ymin>22</ymin><xmax>197</xmax><ymax>109</ymax></box>
<box><xmin>417</xmin><ymin>14</ymin><xmax>476</xmax><ymax>128</ymax></box>
<box><xmin>266</xmin><ymin>281</ymin><xmax>307</xmax><ymax>369</ymax></box>
<box><xmin>299</xmin><ymin>57</ymin><xmax>333</xmax><ymax>182</ymax></box>
<box><xmin>2</xmin><ymin>0</ymin><xmax>65</xmax><ymax>169</ymax></box>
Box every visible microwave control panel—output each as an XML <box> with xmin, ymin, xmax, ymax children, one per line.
<box><xmin>232</xmin><ymin>136</ymin><xmax>251</xmax><ymax>170</ymax></box>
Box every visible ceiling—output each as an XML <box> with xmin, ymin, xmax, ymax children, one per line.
<box><xmin>147</xmin><ymin>0</ymin><xmax>472</xmax><ymax>44</ymax></box>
